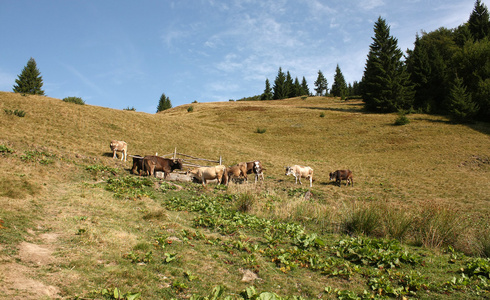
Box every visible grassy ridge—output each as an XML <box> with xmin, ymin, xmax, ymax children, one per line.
<box><xmin>0</xmin><ymin>91</ymin><xmax>489</xmax><ymax>299</ymax></box>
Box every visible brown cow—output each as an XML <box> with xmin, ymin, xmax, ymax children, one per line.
<box><xmin>130</xmin><ymin>155</ymin><xmax>144</xmax><ymax>175</ymax></box>
<box><xmin>142</xmin><ymin>156</ymin><xmax>183</xmax><ymax>178</ymax></box>
<box><xmin>110</xmin><ymin>140</ymin><xmax>127</xmax><ymax>161</ymax></box>
<box><xmin>226</xmin><ymin>162</ymin><xmax>248</xmax><ymax>184</ymax></box>
<box><xmin>329</xmin><ymin>169</ymin><xmax>354</xmax><ymax>186</ymax></box>
<box><xmin>188</xmin><ymin>165</ymin><xmax>226</xmax><ymax>186</ymax></box>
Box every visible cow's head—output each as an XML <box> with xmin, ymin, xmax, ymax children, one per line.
<box><xmin>173</xmin><ymin>159</ymin><xmax>184</xmax><ymax>169</ymax></box>
<box><xmin>285</xmin><ymin>166</ymin><xmax>293</xmax><ymax>176</ymax></box>
<box><xmin>254</xmin><ymin>161</ymin><xmax>262</xmax><ymax>173</ymax></box>
<box><xmin>329</xmin><ymin>172</ymin><xmax>335</xmax><ymax>180</ymax></box>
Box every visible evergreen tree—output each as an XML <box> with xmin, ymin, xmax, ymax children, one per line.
<box><xmin>292</xmin><ymin>77</ymin><xmax>302</xmax><ymax>97</ymax></box>
<box><xmin>468</xmin><ymin>0</ymin><xmax>490</xmax><ymax>41</ymax></box>
<box><xmin>314</xmin><ymin>70</ymin><xmax>328</xmax><ymax>96</ymax></box>
<box><xmin>13</xmin><ymin>57</ymin><xmax>45</xmax><ymax>95</ymax></box>
<box><xmin>362</xmin><ymin>17</ymin><xmax>413</xmax><ymax>112</ymax></box>
<box><xmin>448</xmin><ymin>76</ymin><xmax>479</xmax><ymax>122</ymax></box>
<box><xmin>272</xmin><ymin>67</ymin><xmax>287</xmax><ymax>100</ymax></box>
<box><xmin>156</xmin><ymin>93</ymin><xmax>172</xmax><ymax>112</ymax></box>
<box><xmin>331</xmin><ymin>64</ymin><xmax>347</xmax><ymax>98</ymax></box>
<box><xmin>261</xmin><ymin>78</ymin><xmax>273</xmax><ymax>100</ymax></box>
<box><xmin>285</xmin><ymin>71</ymin><xmax>294</xmax><ymax>98</ymax></box>
<box><xmin>406</xmin><ymin>28</ymin><xmax>457</xmax><ymax>114</ymax></box>
<box><xmin>301</xmin><ymin>77</ymin><xmax>310</xmax><ymax>96</ymax></box>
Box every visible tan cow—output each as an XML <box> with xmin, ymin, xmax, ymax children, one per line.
<box><xmin>226</xmin><ymin>162</ymin><xmax>248</xmax><ymax>184</ymax></box>
<box><xmin>110</xmin><ymin>140</ymin><xmax>127</xmax><ymax>161</ymax></box>
<box><xmin>188</xmin><ymin>165</ymin><xmax>227</xmax><ymax>186</ymax></box>
<box><xmin>285</xmin><ymin>165</ymin><xmax>313</xmax><ymax>187</ymax></box>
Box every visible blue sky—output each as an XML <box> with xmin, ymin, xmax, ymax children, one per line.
<box><xmin>0</xmin><ymin>0</ymin><xmax>482</xmax><ymax>113</ymax></box>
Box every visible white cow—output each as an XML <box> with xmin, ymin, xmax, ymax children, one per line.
<box><xmin>188</xmin><ymin>165</ymin><xmax>227</xmax><ymax>186</ymax></box>
<box><xmin>253</xmin><ymin>161</ymin><xmax>265</xmax><ymax>183</ymax></box>
<box><xmin>285</xmin><ymin>165</ymin><xmax>313</xmax><ymax>187</ymax></box>
<box><xmin>110</xmin><ymin>140</ymin><xmax>127</xmax><ymax>161</ymax></box>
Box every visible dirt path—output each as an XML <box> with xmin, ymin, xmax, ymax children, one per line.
<box><xmin>0</xmin><ymin>232</ymin><xmax>61</xmax><ymax>299</ymax></box>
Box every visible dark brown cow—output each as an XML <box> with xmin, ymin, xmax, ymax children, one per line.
<box><xmin>142</xmin><ymin>156</ymin><xmax>183</xmax><ymax>178</ymax></box>
<box><xmin>329</xmin><ymin>169</ymin><xmax>354</xmax><ymax>186</ymax></box>
<box><xmin>130</xmin><ymin>155</ymin><xmax>144</xmax><ymax>175</ymax></box>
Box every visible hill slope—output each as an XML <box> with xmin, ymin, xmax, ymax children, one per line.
<box><xmin>0</xmin><ymin>91</ymin><xmax>489</xmax><ymax>299</ymax></box>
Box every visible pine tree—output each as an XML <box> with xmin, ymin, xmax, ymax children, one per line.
<box><xmin>468</xmin><ymin>0</ymin><xmax>490</xmax><ymax>41</ymax></box>
<box><xmin>261</xmin><ymin>79</ymin><xmax>273</xmax><ymax>100</ymax></box>
<box><xmin>331</xmin><ymin>64</ymin><xmax>347</xmax><ymax>98</ymax></box>
<box><xmin>314</xmin><ymin>70</ymin><xmax>328</xmax><ymax>96</ymax></box>
<box><xmin>272</xmin><ymin>67</ymin><xmax>287</xmax><ymax>100</ymax></box>
<box><xmin>292</xmin><ymin>77</ymin><xmax>302</xmax><ymax>97</ymax></box>
<box><xmin>301</xmin><ymin>77</ymin><xmax>310</xmax><ymax>96</ymax></box>
<box><xmin>448</xmin><ymin>76</ymin><xmax>479</xmax><ymax>122</ymax></box>
<box><xmin>285</xmin><ymin>71</ymin><xmax>294</xmax><ymax>98</ymax></box>
<box><xmin>13</xmin><ymin>57</ymin><xmax>45</xmax><ymax>95</ymax></box>
<box><xmin>156</xmin><ymin>93</ymin><xmax>172</xmax><ymax>112</ymax></box>
<box><xmin>362</xmin><ymin>17</ymin><xmax>413</xmax><ymax>112</ymax></box>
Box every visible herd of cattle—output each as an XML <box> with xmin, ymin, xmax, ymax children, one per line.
<box><xmin>110</xmin><ymin>140</ymin><xmax>354</xmax><ymax>187</ymax></box>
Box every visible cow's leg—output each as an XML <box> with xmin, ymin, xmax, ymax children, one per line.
<box><xmin>309</xmin><ymin>176</ymin><xmax>312</xmax><ymax>187</ymax></box>
<box><xmin>113</xmin><ymin>151</ymin><xmax>117</xmax><ymax>159</ymax></box>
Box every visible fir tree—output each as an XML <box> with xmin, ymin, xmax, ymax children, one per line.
<box><xmin>331</xmin><ymin>64</ymin><xmax>347</xmax><ymax>98</ymax></box>
<box><xmin>293</xmin><ymin>77</ymin><xmax>302</xmax><ymax>97</ymax></box>
<box><xmin>13</xmin><ymin>57</ymin><xmax>45</xmax><ymax>95</ymax></box>
<box><xmin>468</xmin><ymin>0</ymin><xmax>490</xmax><ymax>41</ymax></box>
<box><xmin>362</xmin><ymin>17</ymin><xmax>413</xmax><ymax>112</ymax></box>
<box><xmin>156</xmin><ymin>93</ymin><xmax>172</xmax><ymax>112</ymax></box>
<box><xmin>314</xmin><ymin>70</ymin><xmax>328</xmax><ymax>96</ymax></box>
<box><xmin>448</xmin><ymin>76</ymin><xmax>479</xmax><ymax>122</ymax></box>
<box><xmin>261</xmin><ymin>79</ymin><xmax>273</xmax><ymax>100</ymax></box>
<box><xmin>285</xmin><ymin>71</ymin><xmax>294</xmax><ymax>98</ymax></box>
<box><xmin>301</xmin><ymin>77</ymin><xmax>310</xmax><ymax>96</ymax></box>
<box><xmin>272</xmin><ymin>67</ymin><xmax>287</xmax><ymax>100</ymax></box>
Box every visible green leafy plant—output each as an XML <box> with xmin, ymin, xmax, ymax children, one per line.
<box><xmin>105</xmin><ymin>176</ymin><xmax>154</xmax><ymax>200</ymax></box>
<box><xmin>187</xmin><ymin>105</ymin><xmax>194</xmax><ymax>112</ymax></box>
<box><xmin>255</xmin><ymin>127</ymin><xmax>266</xmax><ymax>134</ymax></box>
<box><xmin>0</xmin><ymin>144</ymin><xmax>14</xmax><ymax>154</ymax></box>
<box><xmin>20</xmin><ymin>150</ymin><xmax>55</xmax><ymax>164</ymax></box>
<box><xmin>4</xmin><ymin>108</ymin><xmax>26</xmax><ymax>117</ymax></box>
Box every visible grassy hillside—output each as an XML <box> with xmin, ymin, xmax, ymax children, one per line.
<box><xmin>0</xmin><ymin>91</ymin><xmax>489</xmax><ymax>299</ymax></box>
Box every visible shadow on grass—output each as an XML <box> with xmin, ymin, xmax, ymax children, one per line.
<box><xmin>301</xmin><ymin>103</ymin><xmax>366</xmax><ymax>114</ymax></box>
<box><xmin>413</xmin><ymin>117</ymin><xmax>490</xmax><ymax>136</ymax></box>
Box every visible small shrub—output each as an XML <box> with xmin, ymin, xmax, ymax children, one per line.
<box><xmin>301</xmin><ymin>96</ymin><xmax>308</xmax><ymax>100</ymax></box>
<box><xmin>255</xmin><ymin>128</ymin><xmax>266</xmax><ymax>134</ymax></box>
<box><xmin>4</xmin><ymin>109</ymin><xmax>26</xmax><ymax>117</ymax></box>
<box><xmin>320</xmin><ymin>112</ymin><xmax>325</xmax><ymax>118</ymax></box>
<box><xmin>0</xmin><ymin>144</ymin><xmax>14</xmax><ymax>154</ymax></box>
<box><xmin>394</xmin><ymin>111</ymin><xmax>410</xmax><ymax>125</ymax></box>
<box><xmin>62</xmin><ymin>96</ymin><xmax>85</xmax><ymax>105</ymax></box>
<box><xmin>187</xmin><ymin>105</ymin><xmax>194</xmax><ymax>112</ymax></box>
<box><xmin>123</xmin><ymin>106</ymin><xmax>136</xmax><ymax>111</ymax></box>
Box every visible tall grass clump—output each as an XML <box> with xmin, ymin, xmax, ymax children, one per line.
<box><xmin>413</xmin><ymin>201</ymin><xmax>465</xmax><ymax>250</ymax></box>
<box><xmin>236</xmin><ymin>192</ymin><xmax>255</xmax><ymax>213</ymax></box>
<box><xmin>339</xmin><ymin>201</ymin><xmax>382</xmax><ymax>236</ymax></box>
<box><xmin>382</xmin><ymin>205</ymin><xmax>414</xmax><ymax>242</ymax></box>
